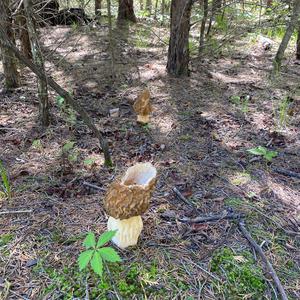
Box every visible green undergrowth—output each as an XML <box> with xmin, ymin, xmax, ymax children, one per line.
<box><xmin>33</xmin><ymin>259</ymin><xmax>187</xmax><ymax>299</ymax></box>
<box><xmin>211</xmin><ymin>247</ymin><xmax>266</xmax><ymax>299</ymax></box>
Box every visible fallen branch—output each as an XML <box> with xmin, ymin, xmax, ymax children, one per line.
<box><xmin>179</xmin><ymin>211</ymin><xmax>244</xmax><ymax>223</ymax></box>
<box><xmin>173</xmin><ymin>187</ymin><xmax>195</xmax><ymax>207</ymax></box>
<box><xmin>83</xmin><ymin>181</ymin><xmax>106</xmax><ymax>191</ymax></box>
<box><xmin>238</xmin><ymin>220</ymin><xmax>288</xmax><ymax>300</ymax></box>
<box><xmin>0</xmin><ymin>209</ymin><xmax>32</xmax><ymax>215</ymax></box>
<box><xmin>273</xmin><ymin>168</ymin><xmax>300</xmax><ymax>180</ymax></box>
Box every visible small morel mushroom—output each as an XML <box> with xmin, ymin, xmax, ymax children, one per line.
<box><xmin>104</xmin><ymin>163</ymin><xmax>157</xmax><ymax>249</ymax></box>
<box><xmin>133</xmin><ymin>89</ymin><xmax>152</xmax><ymax>124</ymax></box>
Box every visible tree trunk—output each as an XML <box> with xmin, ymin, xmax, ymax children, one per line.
<box><xmin>206</xmin><ymin>0</ymin><xmax>222</xmax><ymax>38</ymax></box>
<box><xmin>95</xmin><ymin>0</ymin><xmax>102</xmax><ymax>18</ymax></box>
<box><xmin>0</xmin><ymin>0</ymin><xmax>20</xmax><ymax>90</ymax></box>
<box><xmin>146</xmin><ymin>0</ymin><xmax>152</xmax><ymax>14</ymax></box>
<box><xmin>24</xmin><ymin>0</ymin><xmax>50</xmax><ymax>126</ymax></box>
<box><xmin>19</xmin><ymin>4</ymin><xmax>32</xmax><ymax>59</ymax></box>
<box><xmin>107</xmin><ymin>0</ymin><xmax>116</xmax><ymax>79</ymax></box>
<box><xmin>0</xmin><ymin>14</ymin><xmax>113</xmax><ymax>167</ymax></box>
<box><xmin>296</xmin><ymin>25</ymin><xmax>300</xmax><ymax>60</ymax></box>
<box><xmin>154</xmin><ymin>0</ymin><xmax>159</xmax><ymax>19</ymax></box>
<box><xmin>199</xmin><ymin>0</ymin><xmax>208</xmax><ymax>53</ymax></box>
<box><xmin>118</xmin><ymin>0</ymin><xmax>137</xmax><ymax>23</ymax></box>
<box><xmin>273</xmin><ymin>0</ymin><xmax>300</xmax><ymax>74</ymax></box>
<box><xmin>167</xmin><ymin>0</ymin><xmax>193</xmax><ymax>76</ymax></box>
<box><xmin>266</xmin><ymin>0</ymin><xmax>273</xmax><ymax>8</ymax></box>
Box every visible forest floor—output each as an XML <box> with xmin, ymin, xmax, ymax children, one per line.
<box><xmin>1</xmin><ymin>19</ymin><xmax>300</xmax><ymax>300</ymax></box>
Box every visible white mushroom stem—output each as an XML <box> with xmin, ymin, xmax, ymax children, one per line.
<box><xmin>137</xmin><ymin>114</ymin><xmax>150</xmax><ymax>124</ymax></box>
<box><xmin>107</xmin><ymin>216</ymin><xmax>143</xmax><ymax>249</ymax></box>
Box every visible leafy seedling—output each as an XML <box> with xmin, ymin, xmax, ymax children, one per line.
<box><xmin>247</xmin><ymin>146</ymin><xmax>278</xmax><ymax>162</ymax></box>
<box><xmin>0</xmin><ymin>160</ymin><xmax>11</xmax><ymax>199</ymax></box>
<box><xmin>78</xmin><ymin>231</ymin><xmax>121</xmax><ymax>277</ymax></box>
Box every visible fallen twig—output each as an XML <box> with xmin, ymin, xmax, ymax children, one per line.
<box><xmin>172</xmin><ymin>187</ymin><xmax>195</xmax><ymax>207</ymax></box>
<box><xmin>238</xmin><ymin>220</ymin><xmax>288</xmax><ymax>300</ymax></box>
<box><xmin>179</xmin><ymin>212</ymin><xmax>244</xmax><ymax>223</ymax></box>
<box><xmin>273</xmin><ymin>168</ymin><xmax>300</xmax><ymax>180</ymax></box>
<box><xmin>82</xmin><ymin>181</ymin><xmax>106</xmax><ymax>191</ymax></box>
<box><xmin>0</xmin><ymin>209</ymin><xmax>32</xmax><ymax>215</ymax></box>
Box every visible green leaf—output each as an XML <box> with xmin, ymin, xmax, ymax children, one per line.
<box><xmin>83</xmin><ymin>232</ymin><xmax>96</xmax><ymax>249</ymax></box>
<box><xmin>78</xmin><ymin>250</ymin><xmax>94</xmax><ymax>271</ymax></box>
<box><xmin>98</xmin><ymin>247</ymin><xmax>121</xmax><ymax>262</ymax></box>
<box><xmin>97</xmin><ymin>230</ymin><xmax>117</xmax><ymax>248</ymax></box>
<box><xmin>56</xmin><ymin>95</ymin><xmax>65</xmax><ymax>107</ymax></box>
<box><xmin>63</xmin><ymin>141</ymin><xmax>75</xmax><ymax>152</ymax></box>
<box><xmin>90</xmin><ymin>251</ymin><xmax>103</xmax><ymax>276</ymax></box>
<box><xmin>247</xmin><ymin>146</ymin><xmax>267</xmax><ymax>156</ymax></box>
<box><xmin>264</xmin><ymin>150</ymin><xmax>278</xmax><ymax>161</ymax></box>
<box><xmin>84</xmin><ymin>158</ymin><xmax>97</xmax><ymax>166</ymax></box>
<box><xmin>0</xmin><ymin>160</ymin><xmax>11</xmax><ymax>198</ymax></box>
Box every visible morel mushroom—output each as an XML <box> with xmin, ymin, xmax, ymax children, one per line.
<box><xmin>133</xmin><ymin>89</ymin><xmax>152</xmax><ymax>124</ymax></box>
<box><xmin>104</xmin><ymin>163</ymin><xmax>157</xmax><ymax>249</ymax></box>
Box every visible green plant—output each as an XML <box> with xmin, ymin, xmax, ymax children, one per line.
<box><xmin>62</xmin><ymin>141</ymin><xmax>78</xmax><ymax>163</ymax></box>
<box><xmin>0</xmin><ymin>160</ymin><xmax>12</xmax><ymax>199</ymax></box>
<box><xmin>55</xmin><ymin>93</ymin><xmax>77</xmax><ymax>127</ymax></box>
<box><xmin>277</xmin><ymin>96</ymin><xmax>290</xmax><ymax>130</ymax></box>
<box><xmin>229</xmin><ymin>95</ymin><xmax>249</xmax><ymax>113</ymax></box>
<box><xmin>211</xmin><ymin>247</ymin><xmax>266</xmax><ymax>299</ymax></box>
<box><xmin>78</xmin><ymin>231</ymin><xmax>121</xmax><ymax>277</ymax></box>
<box><xmin>247</xmin><ymin>146</ymin><xmax>278</xmax><ymax>161</ymax></box>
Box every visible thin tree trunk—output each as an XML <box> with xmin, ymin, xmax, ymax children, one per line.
<box><xmin>0</xmin><ymin>0</ymin><xmax>20</xmax><ymax>90</ymax></box>
<box><xmin>24</xmin><ymin>0</ymin><xmax>50</xmax><ymax>127</ymax></box>
<box><xmin>95</xmin><ymin>0</ymin><xmax>102</xmax><ymax>19</ymax></box>
<box><xmin>107</xmin><ymin>0</ymin><xmax>116</xmax><ymax>79</ymax></box>
<box><xmin>206</xmin><ymin>0</ymin><xmax>222</xmax><ymax>38</ymax></box>
<box><xmin>118</xmin><ymin>0</ymin><xmax>137</xmax><ymax>23</ymax></box>
<box><xmin>167</xmin><ymin>0</ymin><xmax>193</xmax><ymax>76</ymax></box>
<box><xmin>296</xmin><ymin>24</ymin><xmax>300</xmax><ymax>60</ymax></box>
<box><xmin>146</xmin><ymin>0</ymin><xmax>152</xmax><ymax>14</ymax></box>
<box><xmin>0</xmin><ymin>18</ymin><xmax>113</xmax><ymax>166</ymax></box>
<box><xmin>199</xmin><ymin>0</ymin><xmax>208</xmax><ymax>53</ymax></box>
<box><xmin>161</xmin><ymin>0</ymin><xmax>165</xmax><ymax>24</ymax></box>
<box><xmin>273</xmin><ymin>0</ymin><xmax>300</xmax><ymax>74</ymax></box>
<box><xmin>154</xmin><ymin>0</ymin><xmax>159</xmax><ymax>19</ymax></box>
<box><xmin>19</xmin><ymin>4</ymin><xmax>32</xmax><ymax>59</ymax></box>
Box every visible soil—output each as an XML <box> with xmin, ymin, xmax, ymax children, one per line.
<box><xmin>1</xmin><ymin>20</ymin><xmax>300</xmax><ymax>299</ymax></box>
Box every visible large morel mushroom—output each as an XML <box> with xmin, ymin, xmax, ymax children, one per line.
<box><xmin>104</xmin><ymin>163</ymin><xmax>157</xmax><ymax>249</ymax></box>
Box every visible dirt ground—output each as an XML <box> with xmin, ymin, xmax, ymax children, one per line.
<box><xmin>1</xmin><ymin>20</ymin><xmax>300</xmax><ymax>299</ymax></box>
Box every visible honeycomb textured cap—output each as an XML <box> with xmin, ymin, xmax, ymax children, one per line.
<box><xmin>133</xmin><ymin>89</ymin><xmax>152</xmax><ymax>116</ymax></box>
<box><xmin>104</xmin><ymin>163</ymin><xmax>157</xmax><ymax>219</ymax></box>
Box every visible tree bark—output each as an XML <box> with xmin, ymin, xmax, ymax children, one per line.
<box><xmin>206</xmin><ymin>0</ymin><xmax>222</xmax><ymax>38</ymax></box>
<box><xmin>0</xmin><ymin>6</ymin><xmax>112</xmax><ymax>166</ymax></box>
<box><xmin>24</xmin><ymin>0</ymin><xmax>50</xmax><ymax>127</ymax></box>
<box><xmin>146</xmin><ymin>0</ymin><xmax>152</xmax><ymax>14</ymax></box>
<box><xmin>95</xmin><ymin>0</ymin><xmax>102</xmax><ymax>18</ymax></box>
<box><xmin>296</xmin><ymin>24</ymin><xmax>300</xmax><ymax>60</ymax></box>
<box><xmin>18</xmin><ymin>4</ymin><xmax>32</xmax><ymax>59</ymax></box>
<box><xmin>167</xmin><ymin>0</ymin><xmax>193</xmax><ymax>76</ymax></box>
<box><xmin>118</xmin><ymin>0</ymin><xmax>137</xmax><ymax>23</ymax></box>
<box><xmin>199</xmin><ymin>0</ymin><xmax>208</xmax><ymax>53</ymax></box>
<box><xmin>0</xmin><ymin>0</ymin><xmax>20</xmax><ymax>90</ymax></box>
<box><xmin>273</xmin><ymin>0</ymin><xmax>300</xmax><ymax>74</ymax></box>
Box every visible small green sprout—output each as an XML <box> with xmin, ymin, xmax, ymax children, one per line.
<box><xmin>0</xmin><ymin>160</ymin><xmax>12</xmax><ymax>199</ymax></box>
<box><xmin>78</xmin><ymin>231</ymin><xmax>121</xmax><ymax>277</ymax></box>
<box><xmin>247</xmin><ymin>146</ymin><xmax>278</xmax><ymax>162</ymax></box>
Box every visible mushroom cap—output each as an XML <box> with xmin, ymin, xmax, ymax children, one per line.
<box><xmin>104</xmin><ymin>163</ymin><xmax>157</xmax><ymax>219</ymax></box>
<box><xmin>133</xmin><ymin>89</ymin><xmax>152</xmax><ymax>116</ymax></box>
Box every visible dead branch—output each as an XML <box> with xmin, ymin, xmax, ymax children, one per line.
<box><xmin>179</xmin><ymin>211</ymin><xmax>244</xmax><ymax>223</ymax></box>
<box><xmin>273</xmin><ymin>168</ymin><xmax>300</xmax><ymax>180</ymax></box>
<box><xmin>0</xmin><ymin>209</ymin><xmax>32</xmax><ymax>215</ymax></box>
<box><xmin>83</xmin><ymin>181</ymin><xmax>106</xmax><ymax>191</ymax></box>
<box><xmin>172</xmin><ymin>187</ymin><xmax>195</xmax><ymax>207</ymax></box>
<box><xmin>238</xmin><ymin>220</ymin><xmax>288</xmax><ymax>300</ymax></box>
